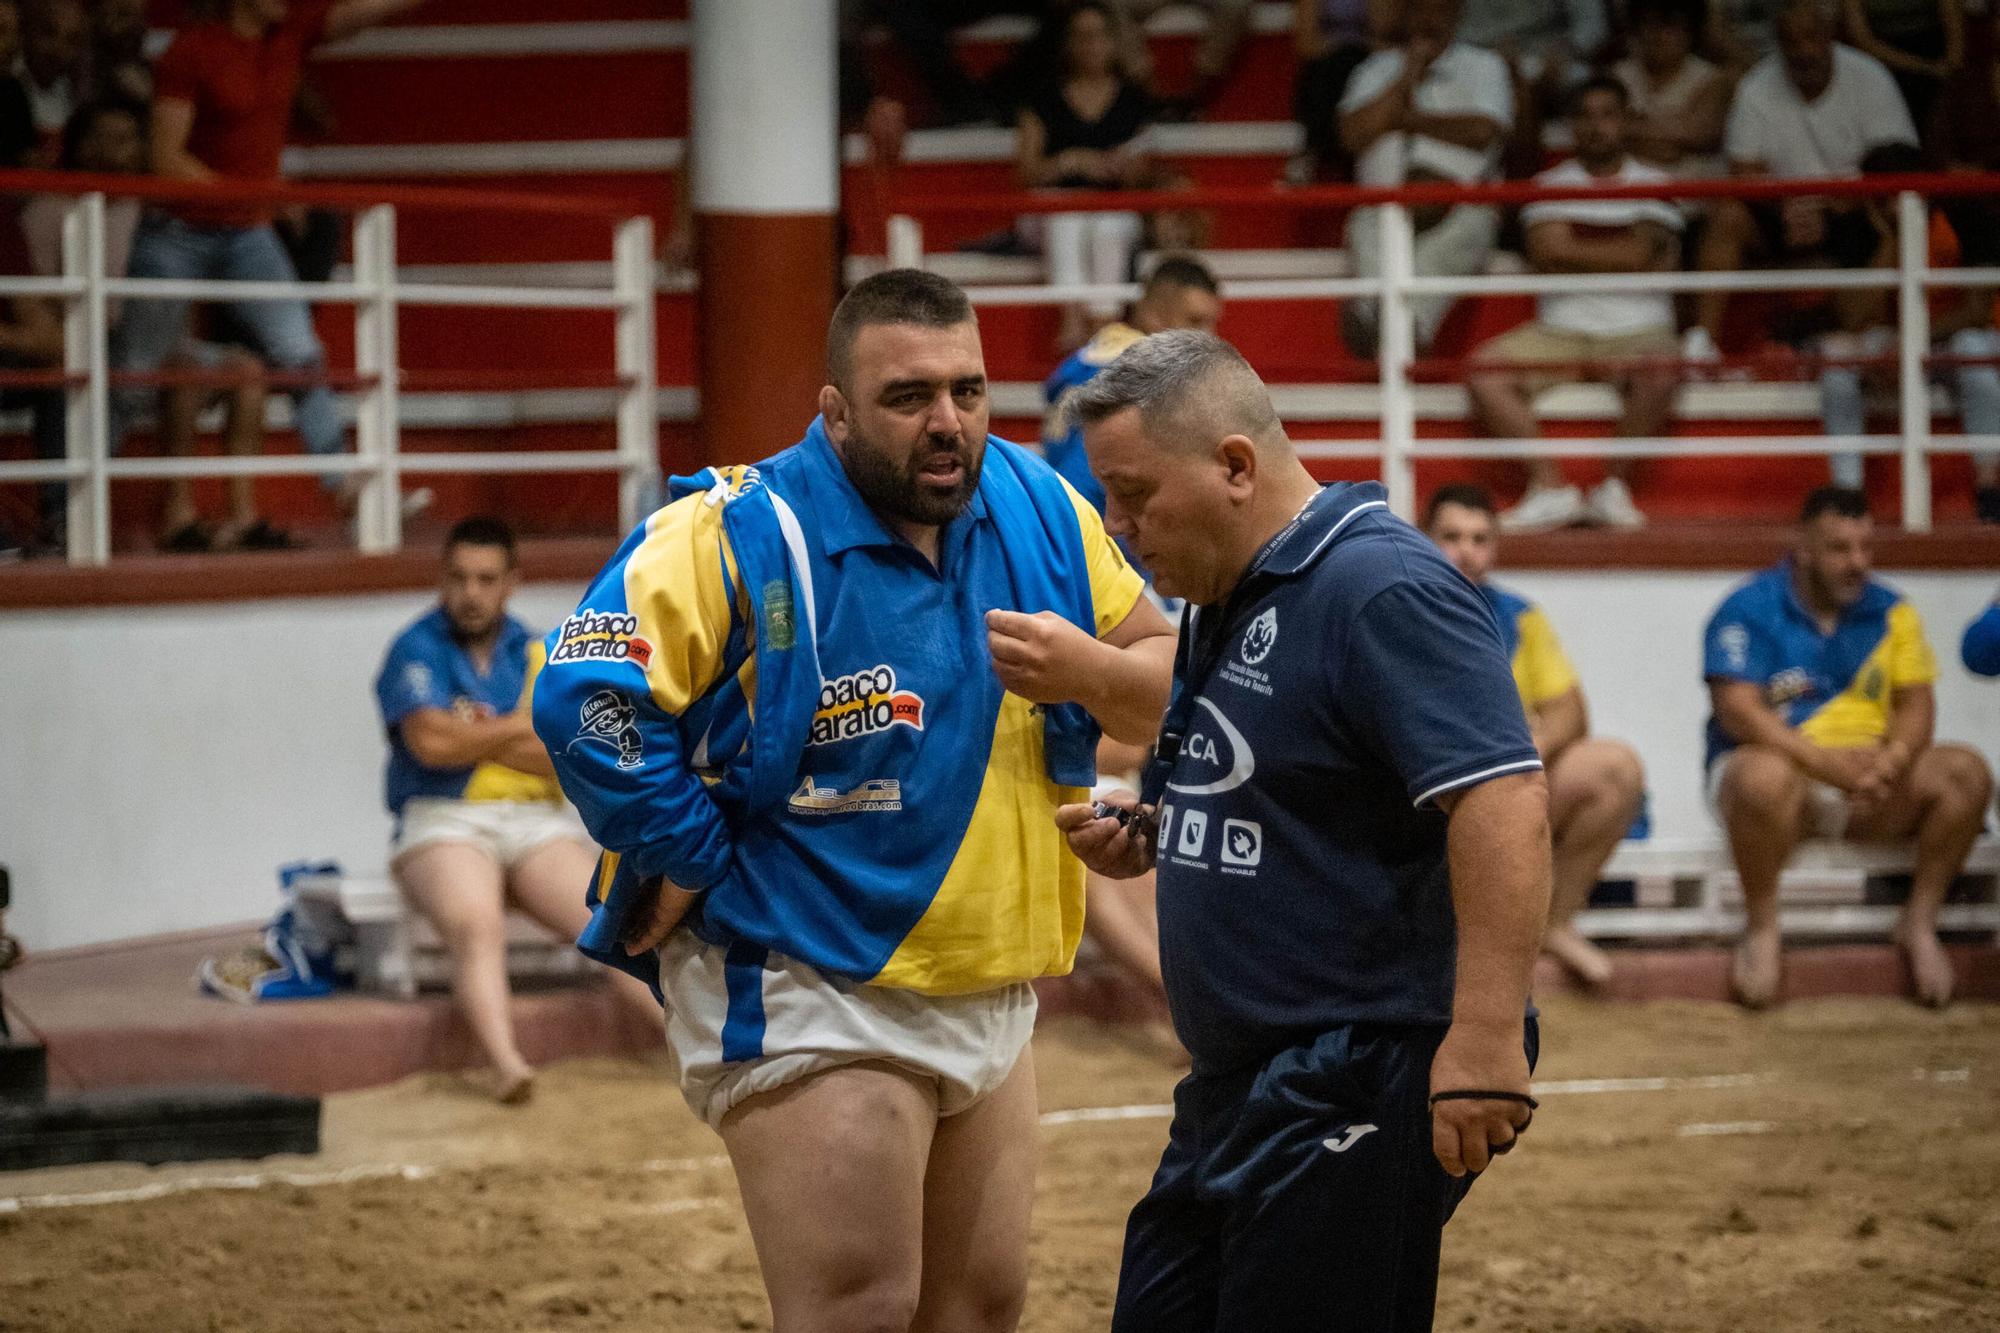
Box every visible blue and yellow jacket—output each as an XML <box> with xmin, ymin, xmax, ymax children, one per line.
<box><xmin>533</xmin><ymin>418</ymin><xmax>1144</xmax><ymax>996</ymax></box>
<box><xmin>374</xmin><ymin>610</ymin><xmax>563</xmax><ymax>821</ymax></box>
<box><xmin>1702</xmin><ymin>561</ymin><xmax>1936</xmax><ymax>768</ymax></box>
<box><xmin>1041</xmin><ymin>321</ymin><xmax>1146</xmax><ymax>513</ymax></box>
<box><xmin>1479</xmin><ymin>583</ymin><xmax>1579</xmax><ymax>715</ymax></box>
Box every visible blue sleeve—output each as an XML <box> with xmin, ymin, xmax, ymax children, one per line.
<box><xmin>1963</xmin><ymin>603</ymin><xmax>2000</xmax><ymax>677</ymax></box>
<box><xmin>1332</xmin><ymin>578</ymin><xmax>1543</xmax><ymax>808</ymax></box>
<box><xmin>374</xmin><ymin>630</ymin><xmax>451</xmax><ymax>729</ymax></box>
<box><xmin>1703</xmin><ymin>589</ymin><xmax>1772</xmax><ymax>682</ymax></box>
<box><xmin>529</xmin><ymin>530</ymin><xmax>740</xmax><ymax>893</ymax></box>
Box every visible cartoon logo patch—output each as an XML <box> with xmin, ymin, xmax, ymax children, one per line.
<box><xmin>550</xmin><ymin>610</ymin><xmax>653</xmax><ymax>669</ymax></box>
<box><xmin>809</xmin><ymin>665</ymin><xmax>926</xmax><ymax>747</ymax></box>
<box><xmin>569</xmin><ymin>690</ymin><xmax>644</xmax><ymax>769</ymax></box>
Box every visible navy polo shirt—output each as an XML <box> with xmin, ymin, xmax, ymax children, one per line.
<box><xmin>1149</xmin><ymin>483</ymin><xmax>1542</xmax><ymax>1074</ymax></box>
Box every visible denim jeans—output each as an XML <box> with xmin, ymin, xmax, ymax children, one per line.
<box><xmin>1820</xmin><ymin>326</ymin><xmax>2000</xmax><ymax>488</ymax></box>
<box><xmin>110</xmin><ymin>212</ymin><xmax>342</xmax><ymax>478</ymax></box>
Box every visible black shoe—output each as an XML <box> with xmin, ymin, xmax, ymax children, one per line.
<box><xmin>228</xmin><ymin>519</ymin><xmax>297</xmax><ymax>551</ymax></box>
<box><xmin>1977</xmin><ymin>485</ymin><xmax>2000</xmax><ymax>524</ymax></box>
<box><xmin>160</xmin><ymin>522</ymin><xmax>214</xmax><ymax>553</ymax></box>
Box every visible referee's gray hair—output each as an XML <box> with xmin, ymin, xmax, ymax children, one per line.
<box><xmin>1065</xmin><ymin>329</ymin><xmax>1281</xmax><ymax>451</ymax></box>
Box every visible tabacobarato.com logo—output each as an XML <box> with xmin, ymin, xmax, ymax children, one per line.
<box><xmin>550</xmin><ymin>609</ymin><xmax>654</xmax><ymax>668</ymax></box>
<box><xmin>810</xmin><ymin>664</ymin><xmax>925</xmax><ymax>746</ymax></box>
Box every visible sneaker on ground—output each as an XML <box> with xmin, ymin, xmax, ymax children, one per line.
<box><xmin>1681</xmin><ymin>326</ymin><xmax>1722</xmax><ymax>362</ymax></box>
<box><xmin>1586</xmin><ymin>477</ymin><xmax>1647</xmax><ymax>529</ymax></box>
<box><xmin>1499</xmin><ymin>483</ymin><xmax>1587</xmax><ymax>532</ymax></box>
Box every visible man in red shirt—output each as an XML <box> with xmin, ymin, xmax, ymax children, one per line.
<box><xmin>110</xmin><ymin>0</ymin><xmax>425</xmax><ymax>512</ymax></box>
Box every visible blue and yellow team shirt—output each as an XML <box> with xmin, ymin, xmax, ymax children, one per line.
<box><xmin>1702</xmin><ymin>561</ymin><xmax>1937</xmax><ymax>768</ymax></box>
<box><xmin>1042</xmin><ymin>321</ymin><xmax>1147</xmax><ymax>512</ymax></box>
<box><xmin>536</xmin><ymin>429</ymin><xmax>1144</xmax><ymax>996</ymax></box>
<box><xmin>1480</xmin><ymin>583</ymin><xmax>1579</xmax><ymax>714</ymax></box>
<box><xmin>374</xmin><ymin>608</ymin><xmax>562</xmax><ymax>818</ymax></box>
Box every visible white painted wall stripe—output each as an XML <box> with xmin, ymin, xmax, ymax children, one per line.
<box><xmin>1531</xmin><ymin>1073</ymin><xmax>1770</xmax><ymax>1095</ymax></box>
<box><xmin>1039</xmin><ymin>1103</ymin><xmax>1175</xmax><ymax>1126</ymax></box>
<box><xmin>1677</xmin><ymin>1120</ymin><xmax>1779</xmax><ymax>1137</ymax></box>
<box><xmin>0</xmin><ymin>1163</ymin><xmax>436</xmax><ymax>1213</ymax></box>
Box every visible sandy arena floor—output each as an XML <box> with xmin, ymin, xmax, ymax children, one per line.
<box><xmin>3</xmin><ymin>995</ymin><xmax>1997</xmax><ymax>1332</ymax></box>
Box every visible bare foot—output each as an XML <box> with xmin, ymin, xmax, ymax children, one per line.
<box><xmin>1544</xmin><ymin>925</ymin><xmax>1614</xmax><ymax>988</ymax></box>
<box><xmin>1895</xmin><ymin>924</ymin><xmax>1956</xmax><ymax>1009</ymax></box>
<box><xmin>1730</xmin><ymin>929</ymin><xmax>1783</xmax><ymax>1009</ymax></box>
<box><xmin>493</xmin><ymin>1066</ymin><xmax>536</xmax><ymax>1106</ymax></box>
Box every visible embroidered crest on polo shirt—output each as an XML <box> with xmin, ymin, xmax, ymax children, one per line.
<box><xmin>1240</xmin><ymin>606</ymin><xmax>1277</xmax><ymax>665</ymax></box>
<box><xmin>1220</xmin><ymin>607</ymin><xmax>1277</xmax><ymax>697</ymax></box>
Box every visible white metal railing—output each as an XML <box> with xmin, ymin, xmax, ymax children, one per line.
<box><xmin>1580</xmin><ymin>836</ymin><xmax>2000</xmax><ymax>940</ymax></box>
<box><xmin>0</xmin><ymin>181</ymin><xmax>657</xmax><ymax>565</ymax></box>
<box><xmin>888</xmin><ymin>176</ymin><xmax>2000</xmax><ymax>532</ymax></box>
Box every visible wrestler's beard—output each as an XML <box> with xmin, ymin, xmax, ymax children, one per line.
<box><xmin>841</xmin><ymin>426</ymin><xmax>983</xmax><ymax>528</ymax></box>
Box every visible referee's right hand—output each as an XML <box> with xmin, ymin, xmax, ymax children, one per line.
<box><xmin>1055</xmin><ymin>791</ymin><xmax>1156</xmax><ymax>880</ymax></box>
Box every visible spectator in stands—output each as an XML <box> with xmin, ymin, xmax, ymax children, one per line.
<box><xmin>1042</xmin><ymin>254</ymin><xmax>1222</xmax><ymax>515</ymax></box>
<box><xmin>1337</xmin><ymin>0</ymin><xmax>1513</xmax><ymax>358</ymax></box>
<box><xmin>21</xmin><ymin>99</ymin><xmax>286</xmax><ymax>551</ymax></box>
<box><xmin>16</xmin><ymin>0</ymin><xmax>84</xmax><ymax>152</ymax></box>
<box><xmin>1706</xmin><ymin>0</ymin><xmax>1783</xmax><ymax>69</ymax></box>
<box><xmin>1815</xmin><ymin>142</ymin><xmax>2000</xmax><ymax>513</ymax></box>
<box><xmin>876</xmin><ymin>0</ymin><xmax>1047</xmax><ymax>128</ymax></box>
<box><xmin>1615</xmin><ymin>0</ymin><xmax>1731</xmax><ymax>180</ymax></box>
<box><xmin>0</xmin><ymin>0</ymin><xmax>35</xmax><ymax>166</ymax></box>
<box><xmin>1017</xmin><ymin>0</ymin><xmax>1163</xmax><ymax>349</ymax></box>
<box><xmin>1459</xmin><ymin>0</ymin><xmax>1610</xmax><ymax>178</ymax></box>
<box><xmin>1467</xmin><ymin>77</ymin><xmax>1683</xmax><ymax>531</ymax></box>
<box><xmin>1962</xmin><ymin>594</ymin><xmax>2000</xmax><ymax>677</ymax></box>
<box><xmin>114</xmin><ymin>0</ymin><xmax>430</xmax><ymax>526</ymax></box>
<box><xmin>375</xmin><ymin>519</ymin><xmax>658</xmax><ymax>1104</ymax></box>
<box><xmin>86</xmin><ymin>0</ymin><xmax>151</xmax><ymax>104</ymax></box>
<box><xmin>1702</xmin><ymin>485</ymin><xmax>1992</xmax><ymax>1007</ymax></box>
<box><xmin>1426</xmin><ymin>484</ymin><xmax>1645</xmax><ymax>988</ymax></box>
<box><xmin>1292</xmin><ymin>0</ymin><xmax>1395</xmax><ymax>180</ymax></box>
<box><xmin>1682</xmin><ymin>0</ymin><xmax>1918</xmax><ymax>365</ymax></box>
<box><xmin>1840</xmin><ymin>0</ymin><xmax>1964</xmax><ymax>144</ymax></box>
<box><xmin>1109</xmin><ymin>0</ymin><xmax>1254</xmax><ymax>116</ymax></box>
<box><xmin>1459</xmin><ymin>0</ymin><xmax>1610</xmax><ymax>80</ymax></box>
<box><xmin>0</xmin><ymin>139</ymin><xmax>62</xmax><ymax>556</ymax></box>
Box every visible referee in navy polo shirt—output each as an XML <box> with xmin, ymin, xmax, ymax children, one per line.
<box><xmin>1057</xmin><ymin>330</ymin><xmax>1552</xmax><ymax>1332</ymax></box>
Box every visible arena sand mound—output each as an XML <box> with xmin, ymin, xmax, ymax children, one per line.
<box><xmin>2</xmin><ymin>995</ymin><xmax>1996</xmax><ymax>1332</ymax></box>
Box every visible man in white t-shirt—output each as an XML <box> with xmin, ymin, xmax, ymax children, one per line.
<box><xmin>1336</xmin><ymin>0</ymin><xmax>1513</xmax><ymax>356</ymax></box>
<box><xmin>1684</xmin><ymin>0</ymin><xmax>1916</xmax><ymax>361</ymax></box>
<box><xmin>1469</xmin><ymin>77</ymin><xmax>1684</xmax><ymax>531</ymax></box>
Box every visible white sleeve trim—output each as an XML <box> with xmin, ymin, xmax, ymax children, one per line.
<box><xmin>1412</xmin><ymin>757</ymin><xmax>1545</xmax><ymax>809</ymax></box>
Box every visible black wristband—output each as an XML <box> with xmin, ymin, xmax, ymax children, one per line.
<box><xmin>1429</xmin><ymin>1089</ymin><xmax>1539</xmax><ymax>1111</ymax></box>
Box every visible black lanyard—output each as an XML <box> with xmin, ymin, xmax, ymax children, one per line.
<box><xmin>1138</xmin><ymin>490</ymin><xmax>1329</xmax><ymax>810</ymax></box>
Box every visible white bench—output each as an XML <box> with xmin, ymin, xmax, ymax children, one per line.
<box><xmin>1580</xmin><ymin>836</ymin><xmax>2000</xmax><ymax>941</ymax></box>
<box><xmin>289</xmin><ymin>871</ymin><xmax>592</xmax><ymax>1001</ymax></box>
